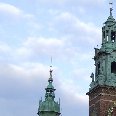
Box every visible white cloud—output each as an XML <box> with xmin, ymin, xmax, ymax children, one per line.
<box><xmin>0</xmin><ymin>3</ymin><xmax>22</xmax><ymax>16</ymax></box>
<box><xmin>0</xmin><ymin>62</ymin><xmax>52</xmax><ymax>93</ymax></box>
<box><xmin>16</xmin><ymin>37</ymin><xmax>71</xmax><ymax>60</ymax></box>
<box><xmin>56</xmin><ymin>11</ymin><xmax>100</xmax><ymax>34</ymax></box>
<box><xmin>8</xmin><ymin>62</ymin><xmax>49</xmax><ymax>82</ymax></box>
<box><xmin>23</xmin><ymin>37</ymin><xmax>64</xmax><ymax>48</ymax></box>
<box><xmin>54</xmin><ymin>11</ymin><xmax>101</xmax><ymax>45</ymax></box>
<box><xmin>58</xmin><ymin>76</ymin><xmax>88</xmax><ymax>112</ymax></box>
<box><xmin>0</xmin><ymin>2</ymin><xmax>35</xmax><ymax>20</ymax></box>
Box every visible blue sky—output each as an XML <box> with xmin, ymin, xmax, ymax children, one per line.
<box><xmin>0</xmin><ymin>0</ymin><xmax>116</xmax><ymax>116</ymax></box>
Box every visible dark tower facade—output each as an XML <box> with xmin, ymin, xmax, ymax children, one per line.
<box><xmin>37</xmin><ymin>67</ymin><xmax>61</xmax><ymax>116</ymax></box>
<box><xmin>87</xmin><ymin>3</ymin><xmax>116</xmax><ymax>116</ymax></box>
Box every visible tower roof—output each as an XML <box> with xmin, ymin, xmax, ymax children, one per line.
<box><xmin>104</xmin><ymin>2</ymin><xmax>116</xmax><ymax>25</ymax></box>
<box><xmin>38</xmin><ymin>65</ymin><xmax>60</xmax><ymax>115</ymax></box>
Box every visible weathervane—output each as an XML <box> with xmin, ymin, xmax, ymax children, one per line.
<box><xmin>109</xmin><ymin>1</ymin><xmax>113</xmax><ymax>16</ymax></box>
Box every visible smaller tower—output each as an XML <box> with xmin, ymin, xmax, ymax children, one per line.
<box><xmin>37</xmin><ymin>66</ymin><xmax>61</xmax><ymax>116</ymax></box>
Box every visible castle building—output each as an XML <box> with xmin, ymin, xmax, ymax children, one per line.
<box><xmin>37</xmin><ymin>66</ymin><xmax>61</xmax><ymax>116</ymax></box>
<box><xmin>87</xmin><ymin>3</ymin><xmax>116</xmax><ymax>116</ymax></box>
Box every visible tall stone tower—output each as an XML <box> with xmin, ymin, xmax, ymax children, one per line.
<box><xmin>37</xmin><ymin>66</ymin><xmax>61</xmax><ymax>116</ymax></box>
<box><xmin>87</xmin><ymin>3</ymin><xmax>116</xmax><ymax>116</ymax></box>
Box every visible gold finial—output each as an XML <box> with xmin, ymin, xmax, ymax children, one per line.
<box><xmin>109</xmin><ymin>1</ymin><xmax>113</xmax><ymax>16</ymax></box>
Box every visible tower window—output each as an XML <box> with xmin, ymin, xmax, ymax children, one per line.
<box><xmin>111</xmin><ymin>31</ymin><xmax>116</xmax><ymax>42</ymax></box>
<box><xmin>98</xmin><ymin>62</ymin><xmax>100</xmax><ymax>75</ymax></box>
<box><xmin>107</xmin><ymin>35</ymin><xmax>108</xmax><ymax>41</ymax></box>
<box><xmin>111</xmin><ymin>62</ymin><xmax>116</xmax><ymax>74</ymax></box>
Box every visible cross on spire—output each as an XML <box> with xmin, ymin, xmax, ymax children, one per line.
<box><xmin>109</xmin><ymin>1</ymin><xmax>113</xmax><ymax>16</ymax></box>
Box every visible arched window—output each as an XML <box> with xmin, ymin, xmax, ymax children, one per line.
<box><xmin>111</xmin><ymin>62</ymin><xmax>116</xmax><ymax>74</ymax></box>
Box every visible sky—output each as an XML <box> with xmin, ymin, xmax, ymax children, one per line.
<box><xmin>0</xmin><ymin>0</ymin><xmax>116</xmax><ymax>116</ymax></box>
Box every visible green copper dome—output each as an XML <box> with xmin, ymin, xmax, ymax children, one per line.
<box><xmin>104</xmin><ymin>5</ymin><xmax>116</xmax><ymax>26</ymax></box>
<box><xmin>105</xmin><ymin>15</ymin><xmax>116</xmax><ymax>26</ymax></box>
<box><xmin>39</xmin><ymin>99</ymin><xmax>60</xmax><ymax>113</ymax></box>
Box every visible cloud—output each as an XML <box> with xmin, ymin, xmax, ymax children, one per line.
<box><xmin>56</xmin><ymin>76</ymin><xmax>89</xmax><ymax>116</ymax></box>
<box><xmin>23</xmin><ymin>37</ymin><xmax>65</xmax><ymax>49</ymax></box>
<box><xmin>0</xmin><ymin>2</ymin><xmax>35</xmax><ymax>20</ymax></box>
<box><xmin>54</xmin><ymin>11</ymin><xmax>101</xmax><ymax>45</ymax></box>
<box><xmin>0</xmin><ymin>3</ymin><xmax>22</xmax><ymax>16</ymax></box>
<box><xmin>16</xmin><ymin>35</ymin><xmax>94</xmax><ymax>69</ymax></box>
<box><xmin>0</xmin><ymin>62</ymin><xmax>49</xmax><ymax>83</ymax></box>
<box><xmin>15</xmin><ymin>36</ymin><xmax>75</xmax><ymax>61</ymax></box>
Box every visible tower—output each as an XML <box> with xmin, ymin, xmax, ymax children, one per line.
<box><xmin>87</xmin><ymin>2</ymin><xmax>116</xmax><ymax>116</ymax></box>
<box><xmin>37</xmin><ymin>66</ymin><xmax>61</xmax><ymax>116</ymax></box>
